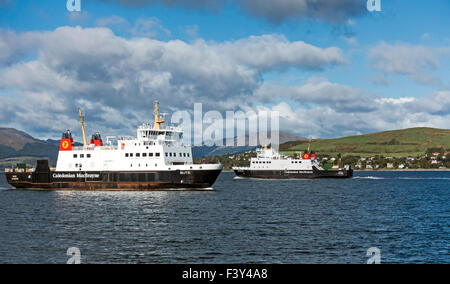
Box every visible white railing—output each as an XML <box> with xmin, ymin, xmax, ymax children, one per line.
<box><xmin>72</xmin><ymin>146</ymin><xmax>118</xmax><ymax>151</ymax></box>
<box><xmin>4</xmin><ymin>168</ymin><xmax>35</xmax><ymax>173</ymax></box>
<box><xmin>118</xmin><ymin>136</ymin><xmax>134</xmax><ymax>141</ymax></box>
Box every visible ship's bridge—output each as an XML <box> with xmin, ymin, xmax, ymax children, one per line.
<box><xmin>137</xmin><ymin>124</ymin><xmax>183</xmax><ymax>144</ymax></box>
<box><xmin>256</xmin><ymin>146</ymin><xmax>281</xmax><ymax>159</ymax></box>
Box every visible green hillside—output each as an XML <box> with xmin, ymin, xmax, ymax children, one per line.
<box><xmin>280</xmin><ymin>127</ymin><xmax>450</xmax><ymax>157</ymax></box>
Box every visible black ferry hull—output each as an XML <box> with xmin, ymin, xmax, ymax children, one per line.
<box><xmin>233</xmin><ymin>166</ymin><xmax>353</xmax><ymax>179</ymax></box>
<box><xmin>5</xmin><ymin>169</ymin><xmax>222</xmax><ymax>191</ymax></box>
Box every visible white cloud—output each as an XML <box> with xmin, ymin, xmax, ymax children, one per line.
<box><xmin>376</xmin><ymin>97</ymin><xmax>416</xmax><ymax>105</ymax></box>
<box><xmin>68</xmin><ymin>11</ymin><xmax>91</xmax><ymax>23</ymax></box>
<box><xmin>184</xmin><ymin>25</ymin><xmax>199</xmax><ymax>38</ymax></box>
<box><xmin>96</xmin><ymin>15</ymin><xmax>129</xmax><ymax>27</ymax></box>
<box><xmin>222</xmin><ymin>34</ymin><xmax>345</xmax><ymax>72</ymax></box>
<box><xmin>368</xmin><ymin>42</ymin><xmax>446</xmax><ymax>86</ymax></box>
<box><xmin>130</xmin><ymin>18</ymin><xmax>172</xmax><ymax>38</ymax></box>
<box><xmin>0</xmin><ymin>26</ymin><xmax>346</xmax><ymax>138</ymax></box>
<box><xmin>341</xmin><ymin>36</ymin><xmax>358</xmax><ymax>46</ymax></box>
<box><xmin>1</xmin><ymin>26</ymin><xmax>448</xmax><ymax>140</ymax></box>
<box><xmin>255</xmin><ymin>95</ymin><xmax>450</xmax><ymax>139</ymax></box>
<box><xmin>254</xmin><ymin>78</ymin><xmax>376</xmax><ymax>112</ymax></box>
<box><xmin>410</xmin><ymin>90</ymin><xmax>450</xmax><ymax>115</ymax></box>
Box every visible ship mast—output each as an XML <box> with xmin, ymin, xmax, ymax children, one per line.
<box><xmin>153</xmin><ymin>101</ymin><xmax>165</xmax><ymax>130</ymax></box>
<box><xmin>78</xmin><ymin>108</ymin><xmax>88</xmax><ymax>147</ymax></box>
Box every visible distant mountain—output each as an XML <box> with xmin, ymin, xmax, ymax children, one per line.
<box><xmin>0</xmin><ymin>128</ymin><xmax>40</xmax><ymax>150</ymax></box>
<box><xmin>0</xmin><ymin>129</ymin><xmax>58</xmax><ymax>168</ymax></box>
<box><xmin>0</xmin><ymin>128</ymin><xmax>81</xmax><ymax>168</ymax></box>
<box><xmin>280</xmin><ymin>127</ymin><xmax>450</xmax><ymax>157</ymax></box>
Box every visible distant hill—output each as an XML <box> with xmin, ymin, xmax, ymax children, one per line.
<box><xmin>280</xmin><ymin>127</ymin><xmax>450</xmax><ymax>157</ymax></box>
<box><xmin>0</xmin><ymin>128</ymin><xmax>40</xmax><ymax>150</ymax></box>
<box><xmin>0</xmin><ymin>128</ymin><xmax>77</xmax><ymax>168</ymax></box>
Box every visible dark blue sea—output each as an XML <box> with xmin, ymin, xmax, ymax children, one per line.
<box><xmin>0</xmin><ymin>171</ymin><xmax>448</xmax><ymax>264</ymax></box>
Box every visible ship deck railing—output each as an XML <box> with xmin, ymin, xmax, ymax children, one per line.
<box><xmin>72</xmin><ymin>146</ymin><xmax>119</xmax><ymax>151</ymax></box>
<box><xmin>118</xmin><ymin>136</ymin><xmax>134</xmax><ymax>141</ymax></box>
<box><xmin>5</xmin><ymin>168</ymin><xmax>35</xmax><ymax>173</ymax></box>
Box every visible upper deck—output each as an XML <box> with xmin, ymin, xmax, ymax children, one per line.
<box><xmin>137</xmin><ymin>124</ymin><xmax>183</xmax><ymax>144</ymax></box>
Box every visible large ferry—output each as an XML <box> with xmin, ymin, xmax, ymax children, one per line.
<box><xmin>5</xmin><ymin>102</ymin><xmax>223</xmax><ymax>190</ymax></box>
<box><xmin>233</xmin><ymin>145</ymin><xmax>352</xmax><ymax>179</ymax></box>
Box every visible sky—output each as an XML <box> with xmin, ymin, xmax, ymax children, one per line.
<box><xmin>0</xmin><ymin>0</ymin><xmax>449</xmax><ymax>141</ymax></box>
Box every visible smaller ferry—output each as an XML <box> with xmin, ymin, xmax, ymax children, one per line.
<box><xmin>232</xmin><ymin>145</ymin><xmax>353</xmax><ymax>179</ymax></box>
